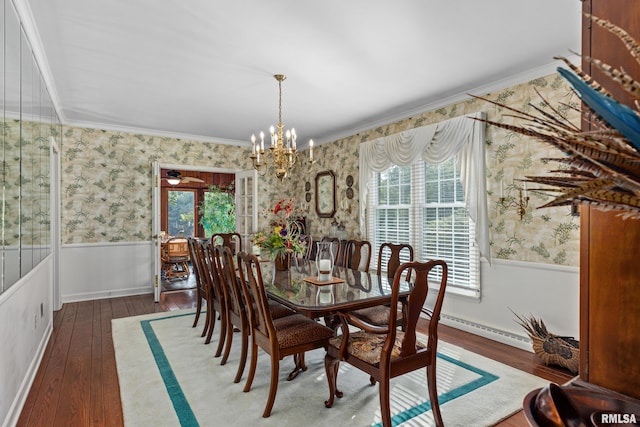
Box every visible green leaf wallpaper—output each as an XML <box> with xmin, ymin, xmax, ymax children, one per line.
<box><xmin>290</xmin><ymin>72</ymin><xmax>581</xmax><ymax>267</ymax></box>
<box><xmin>60</xmin><ymin>128</ymin><xmax>252</xmax><ymax>244</ymax></box>
<box><xmin>59</xmin><ymin>72</ymin><xmax>580</xmax><ymax>267</ymax></box>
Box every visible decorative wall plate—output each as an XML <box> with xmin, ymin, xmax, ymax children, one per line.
<box><xmin>305</xmin><ymin>192</ymin><xmax>312</xmax><ymax>202</ymax></box>
<box><xmin>346</xmin><ymin>187</ymin><xmax>354</xmax><ymax>199</ymax></box>
<box><xmin>346</xmin><ymin>175</ymin><xmax>354</xmax><ymax>187</ymax></box>
<box><xmin>305</xmin><ymin>181</ymin><xmax>311</xmax><ymax>191</ymax></box>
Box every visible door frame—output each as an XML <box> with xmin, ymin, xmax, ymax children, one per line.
<box><xmin>152</xmin><ymin>162</ymin><xmax>240</xmax><ymax>302</ymax></box>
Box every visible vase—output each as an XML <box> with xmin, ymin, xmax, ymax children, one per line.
<box><xmin>274</xmin><ymin>253</ymin><xmax>291</xmax><ymax>271</ymax></box>
<box><xmin>315</xmin><ymin>241</ymin><xmax>334</xmax><ymax>282</ymax></box>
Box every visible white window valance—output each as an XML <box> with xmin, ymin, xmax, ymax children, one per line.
<box><xmin>359</xmin><ymin>112</ymin><xmax>490</xmax><ymax>263</ymax></box>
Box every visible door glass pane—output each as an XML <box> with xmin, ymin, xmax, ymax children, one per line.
<box><xmin>200</xmin><ymin>188</ymin><xmax>235</xmax><ymax>237</ymax></box>
<box><xmin>167</xmin><ymin>190</ymin><xmax>195</xmax><ymax>236</ymax></box>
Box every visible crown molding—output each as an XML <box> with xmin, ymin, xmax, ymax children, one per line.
<box><xmin>11</xmin><ymin>0</ymin><xmax>66</xmax><ymax>123</ymax></box>
<box><xmin>63</xmin><ymin>119</ymin><xmax>250</xmax><ymax>147</ymax></box>
<box><xmin>314</xmin><ymin>54</ymin><xmax>581</xmax><ymax>146</ymax></box>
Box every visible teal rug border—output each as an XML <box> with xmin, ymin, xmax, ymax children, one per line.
<box><xmin>139</xmin><ymin>311</ymin><xmax>499</xmax><ymax>427</ymax></box>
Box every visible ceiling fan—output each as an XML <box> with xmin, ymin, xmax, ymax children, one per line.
<box><xmin>162</xmin><ymin>170</ymin><xmax>205</xmax><ymax>185</ymax></box>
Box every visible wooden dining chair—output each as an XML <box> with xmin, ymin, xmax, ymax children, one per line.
<box><xmin>199</xmin><ymin>240</ymin><xmax>228</xmax><ymax>355</ymax></box>
<box><xmin>343</xmin><ymin>239</ymin><xmax>372</xmax><ymax>272</ymax></box>
<box><xmin>187</xmin><ymin>237</ymin><xmax>210</xmax><ymax>338</ymax></box>
<box><xmin>213</xmin><ymin>245</ymin><xmax>251</xmax><ymax>383</ymax></box>
<box><xmin>236</xmin><ymin>252</ymin><xmax>334</xmax><ymax>418</ymax></box>
<box><xmin>350</xmin><ymin>243</ymin><xmax>414</xmax><ymax>327</ymax></box>
<box><xmin>324</xmin><ymin>260</ymin><xmax>449</xmax><ymax>427</ymax></box>
<box><xmin>211</xmin><ymin>232</ymin><xmax>242</xmax><ymax>254</ymax></box>
<box><xmin>321</xmin><ymin>236</ymin><xmax>341</xmax><ymax>265</ymax></box>
<box><xmin>298</xmin><ymin>234</ymin><xmax>313</xmax><ymax>260</ymax></box>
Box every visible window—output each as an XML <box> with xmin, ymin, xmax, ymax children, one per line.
<box><xmin>367</xmin><ymin>158</ymin><xmax>479</xmax><ymax>295</ymax></box>
<box><xmin>167</xmin><ymin>190</ymin><xmax>195</xmax><ymax>236</ymax></box>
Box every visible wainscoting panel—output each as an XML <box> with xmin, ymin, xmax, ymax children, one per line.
<box><xmin>0</xmin><ymin>258</ymin><xmax>53</xmax><ymax>427</ymax></box>
<box><xmin>441</xmin><ymin>259</ymin><xmax>580</xmax><ymax>351</ymax></box>
<box><xmin>61</xmin><ymin>242</ymin><xmax>154</xmax><ymax>302</ymax></box>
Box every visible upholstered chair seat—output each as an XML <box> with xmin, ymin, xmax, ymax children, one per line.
<box><xmin>274</xmin><ymin>314</ymin><xmax>334</xmax><ymax>349</ymax></box>
<box><xmin>329</xmin><ymin>330</ymin><xmax>427</xmax><ymax>366</ymax></box>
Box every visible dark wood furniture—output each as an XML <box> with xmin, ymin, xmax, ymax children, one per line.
<box><xmin>523</xmin><ymin>4</ymin><xmax>640</xmax><ymax>423</ymax></box>
<box><xmin>213</xmin><ymin>245</ymin><xmax>250</xmax><ymax>383</ymax></box>
<box><xmin>258</xmin><ymin>260</ymin><xmax>412</xmax><ymax>320</ymax></box>
<box><xmin>343</xmin><ymin>239</ymin><xmax>372</xmax><ymax>272</ymax></box>
<box><xmin>320</xmin><ymin>236</ymin><xmax>342</xmax><ymax>265</ymax></box>
<box><xmin>579</xmin><ymin>0</ymin><xmax>640</xmax><ymax>401</ymax></box>
<box><xmin>236</xmin><ymin>253</ymin><xmax>334</xmax><ymax>418</ymax></box>
<box><xmin>350</xmin><ymin>242</ymin><xmax>414</xmax><ymax>327</ymax></box>
<box><xmin>187</xmin><ymin>238</ymin><xmax>210</xmax><ymax>337</ymax></box>
<box><xmin>210</xmin><ymin>232</ymin><xmax>242</xmax><ymax>254</ymax></box>
<box><xmin>324</xmin><ymin>260</ymin><xmax>449</xmax><ymax>427</ymax></box>
<box><xmin>200</xmin><ymin>240</ymin><xmax>227</xmax><ymax>354</ymax></box>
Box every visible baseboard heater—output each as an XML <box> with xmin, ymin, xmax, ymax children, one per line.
<box><xmin>438</xmin><ymin>314</ymin><xmax>533</xmax><ymax>352</ymax></box>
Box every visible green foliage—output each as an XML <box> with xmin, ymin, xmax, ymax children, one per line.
<box><xmin>199</xmin><ymin>185</ymin><xmax>235</xmax><ymax>237</ymax></box>
<box><xmin>168</xmin><ymin>190</ymin><xmax>195</xmax><ymax>236</ymax></box>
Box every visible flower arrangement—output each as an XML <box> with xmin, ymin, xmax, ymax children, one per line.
<box><xmin>253</xmin><ymin>198</ymin><xmax>306</xmax><ymax>262</ymax></box>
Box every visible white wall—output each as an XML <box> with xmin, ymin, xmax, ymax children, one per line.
<box><xmin>0</xmin><ymin>258</ymin><xmax>53</xmax><ymax>427</ymax></box>
<box><xmin>60</xmin><ymin>242</ymin><xmax>154</xmax><ymax>302</ymax></box>
<box><xmin>441</xmin><ymin>259</ymin><xmax>580</xmax><ymax>351</ymax></box>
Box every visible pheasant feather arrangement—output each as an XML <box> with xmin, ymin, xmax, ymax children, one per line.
<box><xmin>474</xmin><ymin>15</ymin><xmax>640</xmax><ymax>219</ymax></box>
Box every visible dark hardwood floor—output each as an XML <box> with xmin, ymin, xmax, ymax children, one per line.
<box><xmin>16</xmin><ymin>289</ymin><xmax>572</xmax><ymax>426</ymax></box>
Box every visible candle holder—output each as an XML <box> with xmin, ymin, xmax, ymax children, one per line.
<box><xmin>500</xmin><ymin>184</ymin><xmax>530</xmax><ymax>221</ymax></box>
<box><xmin>315</xmin><ymin>241</ymin><xmax>334</xmax><ymax>282</ymax></box>
<box><xmin>316</xmin><ymin>287</ymin><xmax>335</xmax><ymax>305</ymax></box>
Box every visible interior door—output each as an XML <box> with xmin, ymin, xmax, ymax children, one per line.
<box><xmin>235</xmin><ymin>169</ymin><xmax>258</xmax><ymax>253</ymax></box>
<box><xmin>152</xmin><ymin>161</ymin><xmax>162</xmax><ymax>302</ymax></box>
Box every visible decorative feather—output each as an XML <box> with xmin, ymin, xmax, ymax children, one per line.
<box><xmin>587</xmin><ymin>14</ymin><xmax>640</xmax><ymax>62</ymax></box>
<box><xmin>473</xmin><ymin>15</ymin><xmax>640</xmax><ymax>218</ymax></box>
<box><xmin>582</xmin><ymin>55</ymin><xmax>640</xmax><ymax>98</ymax></box>
<box><xmin>557</xmin><ymin>67</ymin><xmax>640</xmax><ymax>152</ymax></box>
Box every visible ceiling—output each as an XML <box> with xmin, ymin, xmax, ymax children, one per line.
<box><xmin>24</xmin><ymin>0</ymin><xmax>582</xmax><ymax>147</ymax></box>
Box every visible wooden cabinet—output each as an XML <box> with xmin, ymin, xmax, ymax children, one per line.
<box><xmin>579</xmin><ymin>0</ymin><xmax>640</xmax><ymax>400</ymax></box>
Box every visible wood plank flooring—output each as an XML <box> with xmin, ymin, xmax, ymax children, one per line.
<box><xmin>16</xmin><ymin>290</ymin><xmax>572</xmax><ymax>426</ymax></box>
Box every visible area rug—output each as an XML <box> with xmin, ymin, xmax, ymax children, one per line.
<box><xmin>112</xmin><ymin>310</ymin><xmax>547</xmax><ymax>427</ymax></box>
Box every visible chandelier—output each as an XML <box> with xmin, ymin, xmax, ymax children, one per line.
<box><xmin>249</xmin><ymin>74</ymin><xmax>314</xmax><ymax>181</ymax></box>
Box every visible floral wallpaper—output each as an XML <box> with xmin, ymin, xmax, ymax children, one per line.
<box><xmin>291</xmin><ymin>73</ymin><xmax>581</xmax><ymax>267</ymax></box>
<box><xmin>60</xmin><ymin>128</ymin><xmax>251</xmax><ymax>244</ymax></box>
<box><xmin>60</xmin><ymin>72</ymin><xmax>580</xmax><ymax>267</ymax></box>
<box><xmin>2</xmin><ymin>118</ymin><xmax>54</xmax><ymax>248</ymax></box>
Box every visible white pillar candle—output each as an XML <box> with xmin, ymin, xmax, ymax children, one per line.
<box><xmin>319</xmin><ymin>290</ymin><xmax>332</xmax><ymax>304</ymax></box>
<box><xmin>318</xmin><ymin>259</ymin><xmax>331</xmax><ymax>273</ymax></box>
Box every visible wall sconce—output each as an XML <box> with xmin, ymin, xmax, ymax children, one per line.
<box><xmin>500</xmin><ymin>180</ymin><xmax>530</xmax><ymax>220</ymax></box>
<box><xmin>340</xmin><ymin>197</ymin><xmax>351</xmax><ymax>213</ymax></box>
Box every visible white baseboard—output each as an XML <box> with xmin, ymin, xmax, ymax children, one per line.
<box><xmin>62</xmin><ymin>285</ymin><xmax>154</xmax><ymax>303</ymax></box>
<box><xmin>440</xmin><ymin>314</ymin><xmax>534</xmax><ymax>353</ymax></box>
<box><xmin>3</xmin><ymin>321</ymin><xmax>52</xmax><ymax>427</ymax></box>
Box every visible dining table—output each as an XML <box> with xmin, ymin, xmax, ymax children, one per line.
<box><xmin>259</xmin><ymin>259</ymin><xmax>412</xmax><ymax>321</ymax></box>
<box><xmin>256</xmin><ymin>258</ymin><xmax>413</xmax><ymax>379</ymax></box>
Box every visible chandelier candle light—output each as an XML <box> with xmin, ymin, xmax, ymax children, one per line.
<box><xmin>250</xmin><ymin>74</ymin><xmax>314</xmax><ymax>181</ymax></box>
